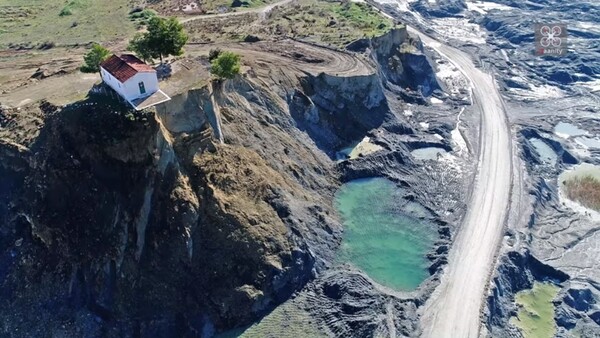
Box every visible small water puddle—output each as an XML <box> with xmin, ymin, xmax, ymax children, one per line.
<box><xmin>575</xmin><ymin>136</ymin><xmax>600</xmax><ymax>149</ymax></box>
<box><xmin>335</xmin><ymin>177</ymin><xmax>438</xmax><ymax>291</ymax></box>
<box><xmin>554</xmin><ymin>122</ymin><xmax>587</xmax><ymax>139</ymax></box>
<box><xmin>529</xmin><ymin>138</ymin><xmax>557</xmax><ymax>165</ymax></box>
<box><xmin>510</xmin><ymin>282</ymin><xmax>560</xmax><ymax>338</ymax></box>
<box><xmin>411</xmin><ymin>147</ymin><xmax>448</xmax><ymax>161</ymax></box>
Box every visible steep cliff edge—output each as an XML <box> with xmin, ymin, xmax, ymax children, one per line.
<box><xmin>0</xmin><ymin>88</ymin><xmax>339</xmax><ymax>336</ymax></box>
<box><xmin>292</xmin><ymin>72</ymin><xmax>388</xmax><ymax>151</ymax></box>
<box><xmin>348</xmin><ymin>27</ymin><xmax>441</xmax><ymax>97</ymax></box>
<box><xmin>0</xmin><ymin>66</ymin><xmax>393</xmax><ymax>336</ymax></box>
<box><xmin>0</xmin><ymin>22</ymin><xmax>445</xmax><ymax>336</ymax></box>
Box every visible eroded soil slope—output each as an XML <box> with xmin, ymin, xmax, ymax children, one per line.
<box><xmin>0</xmin><ymin>85</ymin><xmax>344</xmax><ymax>335</ymax></box>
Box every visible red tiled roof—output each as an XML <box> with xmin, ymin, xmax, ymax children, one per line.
<box><xmin>100</xmin><ymin>54</ymin><xmax>155</xmax><ymax>83</ymax></box>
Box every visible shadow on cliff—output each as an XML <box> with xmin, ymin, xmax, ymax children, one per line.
<box><xmin>24</xmin><ymin>91</ymin><xmax>156</xmax><ymax>261</ymax></box>
<box><xmin>348</xmin><ymin>28</ymin><xmax>442</xmax><ymax>100</ymax></box>
<box><xmin>0</xmin><ymin>80</ymin><xmax>342</xmax><ymax>336</ymax></box>
<box><xmin>289</xmin><ymin>72</ymin><xmax>391</xmax><ymax>155</ymax></box>
<box><xmin>286</xmin><ymin>28</ymin><xmax>443</xmax><ymax>157</ymax></box>
<box><xmin>485</xmin><ymin>251</ymin><xmax>569</xmax><ymax>334</ymax></box>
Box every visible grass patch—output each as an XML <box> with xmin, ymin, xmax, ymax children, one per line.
<box><xmin>183</xmin><ymin>0</ymin><xmax>395</xmax><ymax>46</ymax></box>
<box><xmin>265</xmin><ymin>0</ymin><xmax>394</xmax><ymax>46</ymax></box>
<box><xmin>510</xmin><ymin>282</ymin><xmax>560</xmax><ymax>338</ymax></box>
<box><xmin>59</xmin><ymin>0</ymin><xmax>87</xmax><ymax>16</ymax></box>
<box><xmin>128</xmin><ymin>8</ymin><xmax>157</xmax><ymax>27</ymax></box>
<box><xmin>332</xmin><ymin>1</ymin><xmax>391</xmax><ymax>34</ymax></box>
<box><xmin>147</xmin><ymin>0</ymin><xmax>270</xmax><ymax>15</ymax></box>
<box><xmin>563</xmin><ymin>175</ymin><xmax>600</xmax><ymax>211</ymax></box>
<box><xmin>0</xmin><ymin>0</ymin><xmax>136</xmax><ymax>48</ymax></box>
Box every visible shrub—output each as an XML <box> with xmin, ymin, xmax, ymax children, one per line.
<box><xmin>81</xmin><ymin>43</ymin><xmax>111</xmax><ymax>73</ymax></box>
<box><xmin>210</xmin><ymin>51</ymin><xmax>241</xmax><ymax>80</ymax></box>
<box><xmin>38</xmin><ymin>41</ymin><xmax>56</xmax><ymax>50</ymax></box>
<box><xmin>129</xmin><ymin>8</ymin><xmax>157</xmax><ymax>25</ymax></box>
<box><xmin>59</xmin><ymin>7</ymin><xmax>73</xmax><ymax>16</ymax></box>
<box><xmin>59</xmin><ymin>0</ymin><xmax>85</xmax><ymax>16</ymax></box>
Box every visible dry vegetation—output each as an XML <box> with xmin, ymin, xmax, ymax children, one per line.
<box><xmin>148</xmin><ymin>0</ymin><xmax>273</xmax><ymax>15</ymax></box>
<box><xmin>191</xmin><ymin>144</ymin><xmax>296</xmax><ymax>256</ymax></box>
<box><xmin>564</xmin><ymin>175</ymin><xmax>600</xmax><ymax>211</ymax></box>
<box><xmin>267</xmin><ymin>0</ymin><xmax>393</xmax><ymax>45</ymax></box>
<box><xmin>184</xmin><ymin>0</ymin><xmax>394</xmax><ymax>47</ymax></box>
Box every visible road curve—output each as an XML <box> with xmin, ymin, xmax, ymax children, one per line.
<box><xmin>411</xmin><ymin>29</ymin><xmax>513</xmax><ymax>337</ymax></box>
<box><xmin>186</xmin><ymin>39</ymin><xmax>375</xmax><ymax>76</ymax></box>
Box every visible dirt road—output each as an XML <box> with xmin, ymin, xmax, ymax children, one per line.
<box><xmin>411</xmin><ymin>29</ymin><xmax>513</xmax><ymax>337</ymax></box>
<box><xmin>180</xmin><ymin>0</ymin><xmax>292</xmax><ymax>23</ymax></box>
<box><xmin>186</xmin><ymin>39</ymin><xmax>375</xmax><ymax>76</ymax></box>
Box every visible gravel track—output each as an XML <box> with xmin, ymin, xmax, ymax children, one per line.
<box><xmin>187</xmin><ymin>39</ymin><xmax>375</xmax><ymax>76</ymax></box>
<box><xmin>411</xmin><ymin>29</ymin><xmax>514</xmax><ymax>338</ymax></box>
<box><xmin>180</xmin><ymin>0</ymin><xmax>292</xmax><ymax>23</ymax></box>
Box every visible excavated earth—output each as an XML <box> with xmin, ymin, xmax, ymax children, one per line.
<box><xmin>2</xmin><ymin>0</ymin><xmax>599</xmax><ymax>336</ymax></box>
<box><xmin>0</xmin><ymin>28</ymin><xmax>473</xmax><ymax>337</ymax></box>
<box><xmin>369</xmin><ymin>0</ymin><xmax>600</xmax><ymax>337</ymax></box>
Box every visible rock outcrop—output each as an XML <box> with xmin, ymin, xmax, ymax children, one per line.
<box><xmin>348</xmin><ymin>27</ymin><xmax>441</xmax><ymax>97</ymax></box>
<box><xmin>291</xmin><ymin>72</ymin><xmax>389</xmax><ymax>150</ymax></box>
<box><xmin>0</xmin><ymin>138</ymin><xmax>30</xmax><ymax>172</ymax></box>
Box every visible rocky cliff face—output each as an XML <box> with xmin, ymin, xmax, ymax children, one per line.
<box><xmin>348</xmin><ymin>27</ymin><xmax>441</xmax><ymax>98</ymax></box>
<box><xmin>0</xmin><ymin>84</ymin><xmax>341</xmax><ymax>336</ymax></box>
<box><xmin>0</xmin><ymin>138</ymin><xmax>30</xmax><ymax>173</ymax></box>
<box><xmin>0</xmin><ymin>23</ymin><xmax>447</xmax><ymax>337</ymax></box>
<box><xmin>291</xmin><ymin>72</ymin><xmax>388</xmax><ymax>151</ymax></box>
<box><xmin>0</xmin><ymin>36</ymin><xmax>404</xmax><ymax>334</ymax></box>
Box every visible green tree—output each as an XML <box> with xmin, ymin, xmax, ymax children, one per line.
<box><xmin>210</xmin><ymin>51</ymin><xmax>241</xmax><ymax>80</ymax></box>
<box><xmin>128</xmin><ymin>16</ymin><xmax>188</xmax><ymax>63</ymax></box>
<box><xmin>81</xmin><ymin>44</ymin><xmax>111</xmax><ymax>73</ymax></box>
<box><xmin>128</xmin><ymin>33</ymin><xmax>156</xmax><ymax>62</ymax></box>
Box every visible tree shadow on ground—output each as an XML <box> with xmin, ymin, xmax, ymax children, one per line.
<box><xmin>156</xmin><ymin>63</ymin><xmax>172</xmax><ymax>80</ymax></box>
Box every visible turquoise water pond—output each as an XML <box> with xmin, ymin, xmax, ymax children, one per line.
<box><xmin>335</xmin><ymin>177</ymin><xmax>438</xmax><ymax>291</ymax></box>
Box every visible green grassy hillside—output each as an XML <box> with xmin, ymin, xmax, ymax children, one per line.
<box><xmin>0</xmin><ymin>0</ymin><xmax>136</xmax><ymax>48</ymax></box>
